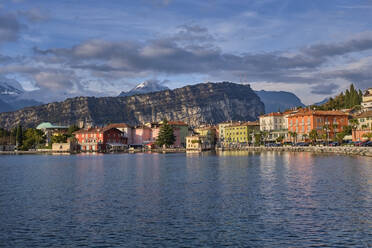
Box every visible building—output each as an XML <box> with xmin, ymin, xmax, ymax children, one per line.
<box><xmin>352</xmin><ymin>110</ymin><xmax>372</xmax><ymax>141</ymax></box>
<box><xmin>287</xmin><ymin>110</ymin><xmax>349</xmax><ymax>141</ymax></box>
<box><xmin>259</xmin><ymin>113</ymin><xmax>289</xmax><ymax>141</ymax></box>
<box><xmin>194</xmin><ymin>126</ymin><xmax>217</xmax><ymax>148</ymax></box>
<box><xmin>218</xmin><ymin>122</ymin><xmax>237</xmax><ymax>143</ymax></box>
<box><xmin>186</xmin><ymin>135</ymin><xmax>212</xmax><ymax>151</ymax></box>
<box><xmin>361</xmin><ymin>88</ymin><xmax>372</xmax><ymax>111</ymax></box>
<box><xmin>105</xmin><ymin>123</ymin><xmax>133</xmax><ymax>144</ymax></box>
<box><xmin>52</xmin><ymin>138</ymin><xmax>79</xmax><ymax>153</ymax></box>
<box><xmin>132</xmin><ymin>125</ymin><xmax>152</xmax><ymax>147</ymax></box>
<box><xmin>224</xmin><ymin>122</ymin><xmax>259</xmax><ymax>144</ymax></box>
<box><xmin>74</xmin><ymin>127</ymin><xmax>127</xmax><ymax>152</ymax></box>
<box><xmin>36</xmin><ymin>122</ymin><xmax>69</xmax><ymax>146</ymax></box>
<box><xmin>168</xmin><ymin>121</ymin><xmax>189</xmax><ymax>147</ymax></box>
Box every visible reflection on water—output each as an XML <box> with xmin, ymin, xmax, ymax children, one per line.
<box><xmin>0</xmin><ymin>152</ymin><xmax>371</xmax><ymax>247</ymax></box>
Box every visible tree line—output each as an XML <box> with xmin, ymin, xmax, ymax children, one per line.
<box><xmin>0</xmin><ymin>125</ymin><xmax>79</xmax><ymax>150</ymax></box>
<box><xmin>312</xmin><ymin>84</ymin><xmax>363</xmax><ymax>110</ymax></box>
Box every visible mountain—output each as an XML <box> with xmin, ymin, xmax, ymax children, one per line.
<box><xmin>254</xmin><ymin>90</ymin><xmax>305</xmax><ymax>113</ymax></box>
<box><xmin>0</xmin><ymin>80</ymin><xmax>24</xmax><ymax>96</ymax></box>
<box><xmin>0</xmin><ymin>82</ymin><xmax>264</xmax><ymax>129</ymax></box>
<box><xmin>0</xmin><ymin>79</ymin><xmax>43</xmax><ymax>113</ymax></box>
<box><xmin>0</xmin><ymin>99</ymin><xmax>13</xmax><ymax>113</ymax></box>
<box><xmin>119</xmin><ymin>80</ymin><xmax>169</xmax><ymax>97</ymax></box>
<box><xmin>312</xmin><ymin>98</ymin><xmax>330</xmax><ymax>106</ymax></box>
<box><xmin>0</xmin><ymin>78</ymin><xmax>41</xmax><ymax>113</ymax></box>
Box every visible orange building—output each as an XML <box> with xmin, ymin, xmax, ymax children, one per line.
<box><xmin>287</xmin><ymin>110</ymin><xmax>349</xmax><ymax>140</ymax></box>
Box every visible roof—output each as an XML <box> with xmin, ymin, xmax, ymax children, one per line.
<box><xmin>73</xmin><ymin>127</ymin><xmax>123</xmax><ymax>134</ymax></box>
<box><xmin>105</xmin><ymin>123</ymin><xmax>132</xmax><ymax>129</ymax></box>
<box><xmin>243</xmin><ymin>121</ymin><xmax>259</xmax><ymax>126</ymax></box>
<box><xmin>355</xmin><ymin>110</ymin><xmax>372</xmax><ymax>118</ymax></box>
<box><xmin>289</xmin><ymin>110</ymin><xmax>349</xmax><ymax>117</ymax></box>
<box><xmin>195</xmin><ymin>126</ymin><xmax>216</xmax><ymax>130</ymax></box>
<box><xmin>259</xmin><ymin>112</ymin><xmax>283</xmax><ymax>117</ymax></box>
<box><xmin>36</xmin><ymin>122</ymin><xmax>68</xmax><ymax>130</ymax></box>
<box><xmin>168</xmin><ymin>121</ymin><xmax>188</xmax><ymax>126</ymax></box>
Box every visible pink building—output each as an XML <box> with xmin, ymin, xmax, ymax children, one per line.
<box><xmin>132</xmin><ymin>126</ymin><xmax>152</xmax><ymax>146</ymax></box>
<box><xmin>151</xmin><ymin>126</ymin><xmax>182</xmax><ymax>147</ymax></box>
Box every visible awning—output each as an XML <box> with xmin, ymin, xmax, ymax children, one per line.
<box><xmin>107</xmin><ymin>143</ymin><xmax>126</xmax><ymax>147</ymax></box>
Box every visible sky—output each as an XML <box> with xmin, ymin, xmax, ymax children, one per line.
<box><xmin>0</xmin><ymin>0</ymin><xmax>372</xmax><ymax>104</ymax></box>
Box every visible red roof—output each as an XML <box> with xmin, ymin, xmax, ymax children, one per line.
<box><xmin>73</xmin><ymin>127</ymin><xmax>123</xmax><ymax>134</ymax></box>
<box><xmin>289</xmin><ymin>110</ymin><xmax>349</xmax><ymax>117</ymax></box>
<box><xmin>168</xmin><ymin>121</ymin><xmax>188</xmax><ymax>126</ymax></box>
<box><xmin>260</xmin><ymin>112</ymin><xmax>283</xmax><ymax>117</ymax></box>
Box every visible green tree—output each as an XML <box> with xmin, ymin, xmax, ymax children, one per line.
<box><xmin>276</xmin><ymin>135</ymin><xmax>284</xmax><ymax>143</ymax></box>
<box><xmin>309</xmin><ymin>130</ymin><xmax>318</xmax><ymax>145</ymax></box>
<box><xmin>362</xmin><ymin>132</ymin><xmax>372</xmax><ymax>140</ymax></box>
<box><xmin>254</xmin><ymin>133</ymin><xmax>263</xmax><ymax>146</ymax></box>
<box><xmin>16</xmin><ymin>125</ymin><xmax>23</xmax><ymax>147</ymax></box>
<box><xmin>336</xmin><ymin>132</ymin><xmax>346</xmax><ymax>143</ymax></box>
<box><xmin>51</xmin><ymin>134</ymin><xmax>68</xmax><ymax>143</ymax></box>
<box><xmin>67</xmin><ymin>125</ymin><xmax>79</xmax><ymax>137</ymax></box>
<box><xmin>349</xmin><ymin>119</ymin><xmax>359</xmax><ymax>131</ymax></box>
<box><xmin>156</xmin><ymin>119</ymin><xmax>175</xmax><ymax>148</ymax></box>
<box><xmin>21</xmin><ymin>128</ymin><xmax>45</xmax><ymax>150</ymax></box>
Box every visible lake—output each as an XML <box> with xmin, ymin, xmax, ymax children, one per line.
<box><xmin>0</xmin><ymin>152</ymin><xmax>371</xmax><ymax>247</ymax></box>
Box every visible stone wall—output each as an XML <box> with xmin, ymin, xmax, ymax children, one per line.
<box><xmin>219</xmin><ymin>146</ymin><xmax>372</xmax><ymax>157</ymax></box>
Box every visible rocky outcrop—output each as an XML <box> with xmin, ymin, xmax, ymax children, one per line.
<box><xmin>0</xmin><ymin>82</ymin><xmax>264</xmax><ymax>129</ymax></box>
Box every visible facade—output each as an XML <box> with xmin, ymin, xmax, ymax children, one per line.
<box><xmin>186</xmin><ymin>135</ymin><xmax>212</xmax><ymax>151</ymax></box>
<box><xmin>194</xmin><ymin>126</ymin><xmax>217</xmax><ymax>145</ymax></box>
<box><xmin>287</xmin><ymin>110</ymin><xmax>349</xmax><ymax>141</ymax></box>
<box><xmin>168</xmin><ymin>121</ymin><xmax>189</xmax><ymax>147</ymax></box>
<box><xmin>52</xmin><ymin>140</ymin><xmax>79</xmax><ymax>153</ymax></box>
<box><xmin>36</xmin><ymin>122</ymin><xmax>69</xmax><ymax>146</ymax></box>
<box><xmin>132</xmin><ymin>126</ymin><xmax>152</xmax><ymax>146</ymax></box>
<box><xmin>223</xmin><ymin>122</ymin><xmax>259</xmax><ymax>144</ymax></box>
<box><xmin>218</xmin><ymin>122</ymin><xmax>237</xmax><ymax>143</ymax></box>
<box><xmin>361</xmin><ymin>88</ymin><xmax>372</xmax><ymax>111</ymax></box>
<box><xmin>74</xmin><ymin>127</ymin><xmax>127</xmax><ymax>152</ymax></box>
<box><xmin>259</xmin><ymin>113</ymin><xmax>289</xmax><ymax>141</ymax></box>
<box><xmin>259</xmin><ymin>112</ymin><xmax>287</xmax><ymax>131</ymax></box>
<box><xmin>105</xmin><ymin>123</ymin><xmax>133</xmax><ymax>144</ymax></box>
<box><xmin>352</xmin><ymin>110</ymin><xmax>372</xmax><ymax>141</ymax></box>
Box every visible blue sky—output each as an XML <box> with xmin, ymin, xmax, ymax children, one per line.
<box><xmin>1</xmin><ymin>0</ymin><xmax>372</xmax><ymax>104</ymax></box>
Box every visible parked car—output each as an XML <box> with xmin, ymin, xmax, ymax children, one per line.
<box><xmin>283</xmin><ymin>142</ymin><xmax>293</xmax><ymax>146</ymax></box>
<box><xmin>354</xmin><ymin>141</ymin><xmax>368</xmax><ymax>147</ymax></box>
<box><xmin>328</xmin><ymin>142</ymin><xmax>340</xmax><ymax>147</ymax></box>
<box><xmin>361</xmin><ymin>141</ymin><xmax>372</xmax><ymax>147</ymax></box>
<box><xmin>295</xmin><ymin>142</ymin><xmax>310</xmax><ymax>146</ymax></box>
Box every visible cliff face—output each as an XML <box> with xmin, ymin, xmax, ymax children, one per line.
<box><xmin>0</xmin><ymin>82</ymin><xmax>264</xmax><ymax>129</ymax></box>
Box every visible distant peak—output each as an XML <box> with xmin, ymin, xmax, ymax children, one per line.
<box><xmin>119</xmin><ymin>80</ymin><xmax>169</xmax><ymax>97</ymax></box>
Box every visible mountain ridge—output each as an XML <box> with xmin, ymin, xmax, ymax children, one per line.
<box><xmin>0</xmin><ymin>82</ymin><xmax>265</xmax><ymax>129</ymax></box>
<box><xmin>254</xmin><ymin>90</ymin><xmax>305</xmax><ymax>113</ymax></box>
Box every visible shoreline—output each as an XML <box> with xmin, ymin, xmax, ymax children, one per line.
<box><xmin>1</xmin><ymin>146</ymin><xmax>372</xmax><ymax>157</ymax></box>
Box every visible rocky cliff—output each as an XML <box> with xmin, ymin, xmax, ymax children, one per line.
<box><xmin>0</xmin><ymin>82</ymin><xmax>264</xmax><ymax>129</ymax></box>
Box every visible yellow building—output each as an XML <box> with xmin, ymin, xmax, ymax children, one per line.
<box><xmin>224</xmin><ymin>122</ymin><xmax>259</xmax><ymax>144</ymax></box>
<box><xmin>218</xmin><ymin>122</ymin><xmax>238</xmax><ymax>142</ymax></box>
<box><xmin>194</xmin><ymin>126</ymin><xmax>216</xmax><ymax>145</ymax></box>
<box><xmin>186</xmin><ymin>135</ymin><xmax>211</xmax><ymax>151</ymax></box>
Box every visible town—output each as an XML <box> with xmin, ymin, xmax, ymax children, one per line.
<box><xmin>1</xmin><ymin>87</ymin><xmax>372</xmax><ymax>153</ymax></box>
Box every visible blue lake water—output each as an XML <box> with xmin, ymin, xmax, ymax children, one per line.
<box><xmin>0</xmin><ymin>152</ymin><xmax>371</xmax><ymax>247</ymax></box>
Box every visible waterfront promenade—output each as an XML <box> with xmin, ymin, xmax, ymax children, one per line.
<box><xmin>1</xmin><ymin>146</ymin><xmax>372</xmax><ymax>157</ymax></box>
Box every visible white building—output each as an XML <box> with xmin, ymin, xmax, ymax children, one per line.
<box><xmin>259</xmin><ymin>112</ymin><xmax>287</xmax><ymax>131</ymax></box>
<box><xmin>362</xmin><ymin>88</ymin><xmax>372</xmax><ymax>111</ymax></box>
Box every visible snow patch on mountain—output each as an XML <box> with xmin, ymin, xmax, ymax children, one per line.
<box><xmin>119</xmin><ymin>80</ymin><xmax>169</xmax><ymax>97</ymax></box>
